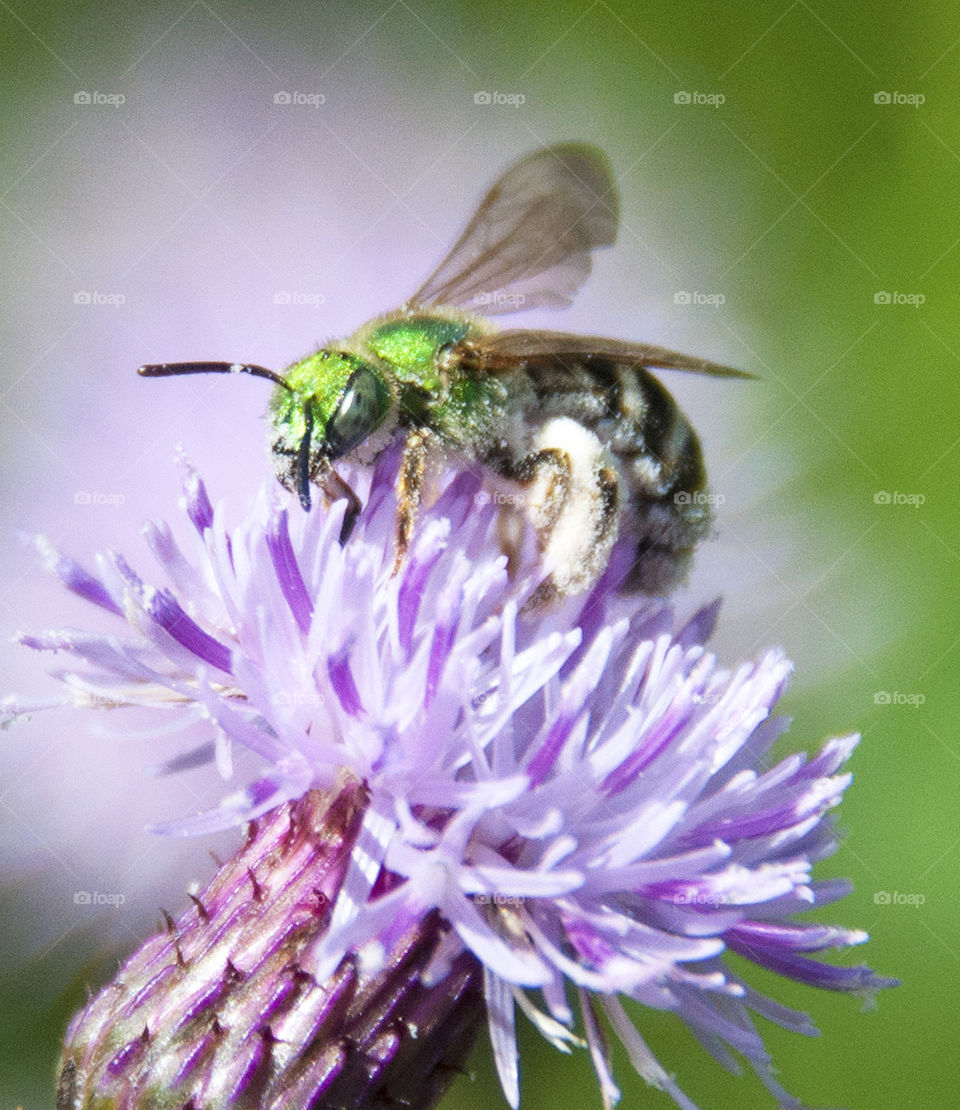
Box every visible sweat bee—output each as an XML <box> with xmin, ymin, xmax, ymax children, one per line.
<box><xmin>140</xmin><ymin>143</ymin><xmax>747</xmax><ymax>602</ymax></box>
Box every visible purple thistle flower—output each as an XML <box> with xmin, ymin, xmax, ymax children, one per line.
<box><xmin>6</xmin><ymin>450</ymin><xmax>895</xmax><ymax>1110</ymax></box>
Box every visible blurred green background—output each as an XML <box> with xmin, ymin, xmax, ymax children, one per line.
<box><xmin>0</xmin><ymin>1</ymin><xmax>955</xmax><ymax>1107</ymax></box>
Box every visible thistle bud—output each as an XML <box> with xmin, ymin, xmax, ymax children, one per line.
<box><xmin>57</xmin><ymin>785</ymin><xmax>483</xmax><ymax>1110</ymax></box>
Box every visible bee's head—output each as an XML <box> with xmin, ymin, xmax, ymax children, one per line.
<box><xmin>269</xmin><ymin>350</ymin><xmax>392</xmax><ymax>508</ymax></box>
<box><xmin>138</xmin><ymin>351</ymin><xmax>391</xmax><ymax>512</ymax></box>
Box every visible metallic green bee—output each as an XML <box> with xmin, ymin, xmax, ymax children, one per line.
<box><xmin>140</xmin><ymin>143</ymin><xmax>747</xmax><ymax>602</ymax></box>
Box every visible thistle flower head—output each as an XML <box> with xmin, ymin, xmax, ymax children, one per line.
<box><xmin>6</xmin><ymin>451</ymin><xmax>895</xmax><ymax>1110</ymax></box>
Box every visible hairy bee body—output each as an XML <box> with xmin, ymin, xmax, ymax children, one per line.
<box><xmin>267</xmin><ymin>309</ymin><xmax>710</xmax><ymax>601</ymax></box>
<box><xmin>141</xmin><ymin>143</ymin><xmax>744</xmax><ymax>602</ymax></box>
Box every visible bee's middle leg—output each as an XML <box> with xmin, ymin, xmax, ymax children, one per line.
<box><xmin>394</xmin><ymin>427</ymin><xmax>433</xmax><ymax>571</ymax></box>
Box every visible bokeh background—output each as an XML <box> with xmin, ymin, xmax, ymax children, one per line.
<box><xmin>0</xmin><ymin>2</ymin><xmax>955</xmax><ymax>1107</ymax></box>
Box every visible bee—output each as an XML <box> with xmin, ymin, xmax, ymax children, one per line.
<box><xmin>140</xmin><ymin>143</ymin><xmax>747</xmax><ymax>602</ymax></box>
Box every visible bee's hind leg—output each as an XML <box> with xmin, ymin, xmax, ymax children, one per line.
<box><xmin>497</xmin><ymin>416</ymin><xmax>621</xmax><ymax>605</ymax></box>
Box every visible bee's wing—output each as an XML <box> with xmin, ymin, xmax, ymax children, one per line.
<box><xmin>408</xmin><ymin>144</ymin><xmax>618</xmax><ymax>315</ymax></box>
<box><xmin>454</xmin><ymin>330</ymin><xmax>752</xmax><ymax>378</ymax></box>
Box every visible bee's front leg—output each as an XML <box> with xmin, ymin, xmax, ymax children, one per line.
<box><xmin>496</xmin><ymin>417</ymin><xmax>621</xmax><ymax>605</ymax></box>
<box><xmin>318</xmin><ymin>466</ymin><xmax>363</xmax><ymax>544</ymax></box>
<box><xmin>394</xmin><ymin>426</ymin><xmax>434</xmax><ymax>571</ymax></box>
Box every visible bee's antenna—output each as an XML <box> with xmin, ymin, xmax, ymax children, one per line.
<box><xmin>296</xmin><ymin>404</ymin><xmax>314</xmax><ymax>511</ymax></box>
<box><xmin>138</xmin><ymin>362</ymin><xmax>293</xmax><ymax>391</ymax></box>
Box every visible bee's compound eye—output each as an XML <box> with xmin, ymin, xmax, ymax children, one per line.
<box><xmin>325</xmin><ymin>366</ymin><xmax>388</xmax><ymax>459</ymax></box>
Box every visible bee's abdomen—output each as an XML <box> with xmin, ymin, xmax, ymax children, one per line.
<box><xmin>606</xmin><ymin>366</ymin><xmax>710</xmax><ymax>594</ymax></box>
<box><xmin>608</xmin><ymin>368</ymin><xmax>703</xmax><ymax>490</ymax></box>
<box><xmin>518</xmin><ymin>359</ymin><xmax>704</xmax><ymax>494</ymax></box>
<box><xmin>512</xmin><ymin>357</ymin><xmax>713</xmax><ymax>595</ymax></box>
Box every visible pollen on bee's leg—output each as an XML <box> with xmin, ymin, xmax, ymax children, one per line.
<box><xmin>393</xmin><ymin>429</ymin><xmax>432</xmax><ymax>572</ymax></box>
<box><xmin>513</xmin><ymin>417</ymin><xmax>621</xmax><ymax>602</ymax></box>
<box><xmin>494</xmin><ymin>506</ymin><xmax>523</xmax><ymax>581</ymax></box>
<box><xmin>491</xmin><ymin>444</ymin><xmax>568</xmax><ymax>601</ymax></box>
<box><xmin>394</xmin><ymin>513</ymin><xmax>414</xmax><ymax>572</ymax></box>
<box><xmin>499</xmin><ymin>446</ymin><xmax>570</xmax><ymax>533</ymax></box>
<box><xmin>597</xmin><ymin>465</ymin><xmax>620</xmax><ymax>535</ymax></box>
